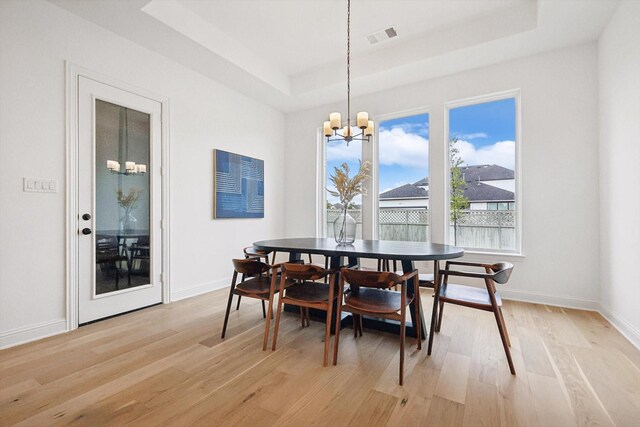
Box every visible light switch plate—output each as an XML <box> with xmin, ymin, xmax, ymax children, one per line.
<box><xmin>23</xmin><ymin>178</ymin><xmax>58</xmax><ymax>193</ymax></box>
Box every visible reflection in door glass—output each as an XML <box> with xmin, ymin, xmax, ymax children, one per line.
<box><xmin>95</xmin><ymin>100</ymin><xmax>151</xmax><ymax>295</ymax></box>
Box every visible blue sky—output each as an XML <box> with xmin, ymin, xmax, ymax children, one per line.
<box><xmin>378</xmin><ymin>113</ymin><xmax>429</xmax><ymax>193</ymax></box>
<box><xmin>450</xmin><ymin>98</ymin><xmax>516</xmax><ymax>147</ymax></box>
<box><xmin>325</xmin><ymin>97</ymin><xmax>516</xmax><ymax>202</ymax></box>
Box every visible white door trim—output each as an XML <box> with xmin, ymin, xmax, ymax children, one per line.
<box><xmin>65</xmin><ymin>62</ymin><xmax>171</xmax><ymax>331</ymax></box>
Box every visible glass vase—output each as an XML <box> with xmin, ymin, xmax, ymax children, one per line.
<box><xmin>333</xmin><ymin>208</ymin><xmax>356</xmax><ymax>244</ymax></box>
<box><xmin>120</xmin><ymin>210</ymin><xmax>137</xmax><ymax>232</ymax></box>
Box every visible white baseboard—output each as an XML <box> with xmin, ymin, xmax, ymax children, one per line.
<box><xmin>499</xmin><ymin>288</ymin><xmax>599</xmax><ymax>311</ymax></box>
<box><xmin>170</xmin><ymin>277</ymin><xmax>230</xmax><ymax>302</ymax></box>
<box><xmin>598</xmin><ymin>305</ymin><xmax>640</xmax><ymax>351</ymax></box>
<box><xmin>0</xmin><ymin>318</ymin><xmax>67</xmax><ymax>350</ymax></box>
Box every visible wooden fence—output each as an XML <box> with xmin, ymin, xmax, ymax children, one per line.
<box><xmin>326</xmin><ymin>208</ymin><xmax>515</xmax><ymax>250</ymax></box>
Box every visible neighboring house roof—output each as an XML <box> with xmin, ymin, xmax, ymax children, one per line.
<box><xmin>380</xmin><ymin>183</ymin><xmax>428</xmax><ymax>199</ymax></box>
<box><xmin>463</xmin><ymin>181</ymin><xmax>514</xmax><ymax>202</ymax></box>
<box><xmin>381</xmin><ymin>164</ymin><xmax>515</xmax><ymax>202</ymax></box>
<box><xmin>411</xmin><ymin>164</ymin><xmax>513</xmax><ymax>187</ymax></box>
<box><xmin>460</xmin><ymin>164</ymin><xmax>514</xmax><ymax>182</ymax></box>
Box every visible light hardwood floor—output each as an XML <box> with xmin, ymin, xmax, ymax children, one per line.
<box><xmin>1</xmin><ymin>288</ymin><xmax>639</xmax><ymax>426</ymax></box>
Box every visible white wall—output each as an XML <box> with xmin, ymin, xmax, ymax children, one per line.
<box><xmin>0</xmin><ymin>0</ymin><xmax>285</xmax><ymax>347</ymax></box>
<box><xmin>598</xmin><ymin>0</ymin><xmax>640</xmax><ymax>348</ymax></box>
<box><xmin>285</xmin><ymin>43</ymin><xmax>601</xmax><ymax>308</ymax></box>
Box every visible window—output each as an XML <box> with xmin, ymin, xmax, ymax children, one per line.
<box><xmin>324</xmin><ymin>138</ymin><xmax>363</xmax><ymax>238</ymax></box>
<box><xmin>448</xmin><ymin>95</ymin><xmax>519</xmax><ymax>252</ymax></box>
<box><xmin>377</xmin><ymin>113</ymin><xmax>429</xmax><ymax>241</ymax></box>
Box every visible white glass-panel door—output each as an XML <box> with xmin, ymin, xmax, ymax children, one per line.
<box><xmin>78</xmin><ymin>77</ymin><xmax>162</xmax><ymax>324</ymax></box>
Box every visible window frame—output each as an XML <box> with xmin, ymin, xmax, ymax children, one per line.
<box><xmin>316</xmin><ymin>127</ymin><xmax>366</xmax><ymax>238</ymax></box>
<box><xmin>444</xmin><ymin>89</ymin><xmax>522</xmax><ymax>255</ymax></box>
<box><xmin>373</xmin><ymin>107</ymin><xmax>431</xmax><ymax>241</ymax></box>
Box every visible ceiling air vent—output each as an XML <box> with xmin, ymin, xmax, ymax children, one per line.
<box><xmin>366</xmin><ymin>26</ymin><xmax>398</xmax><ymax>45</ymax></box>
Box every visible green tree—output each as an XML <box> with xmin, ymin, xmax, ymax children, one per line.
<box><xmin>450</xmin><ymin>137</ymin><xmax>469</xmax><ymax>245</ymax></box>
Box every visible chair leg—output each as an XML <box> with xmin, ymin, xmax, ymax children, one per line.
<box><xmin>353</xmin><ymin>314</ymin><xmax>358</xmax><ymax>338</ymax></box>
<box><xmin>221</xmin><ymin>288</ymin><xmax>235</xmax><ymax>339</ymax></box>
<box><xmin>323</xmin><ymin>285</ymin><xmax>335</xmax><ymax>367</ymax></box>
<box><xmin>263</xmin><ymin>273</ymin><xmax>278</xmax><ymax>351</ymax></box>
<box><xmin>261</xmin><ymin>300</ymin><xmax>267</xmax><ymax>319</ymax></box>
<box><xmin>428</xmin><ymin>294</ymin><xmax>439</xmax><ymax>355</ymax></box>
<box><xmin>415</xmin><ymin>278</ymin><xmax>422</xmax><ymax>350</ymax></box>
<box><xmin>333</xmin><ymin>310</ymin><xmax>342</xmax><ymax>366</ymax></box>
<box><xmin>493</xmin><ymin>308</ymin><xmax>516</xmax><ymax>375</ymax></box>
<box><xmin>272</xmin><ymin>293</ymin><xmax>285</xmax><ymax>351</ymax></box>
<box><xmin>127</xmin><ymin>258</ymin><xmax>131</xmax><ymax>286</ymax></box>
<box><xmin>498</xmin><ymin>307</ymin><xmax>511</xmax><ymax>347</ymax></box>
<box><xmin>399</xmin><ymin>310</ymin><xmax>406</xmax><ymax>386</ymax></box>
<box><xmin>358</xmin><ymin>314</ymin><xmax>363</xmax><ymax>337</ymax></box>
<box><xmin>428</xmin><ymin>261</ymin><xmax>440</xmax><ymax>355</ymax></box>
<box><xmin>300</xmin><ymin>307</ymin><xmax>305</xmax><ymax>327</ymax></box>
<box><xmin>436</xmin><ymin>300</ymin><xmax>445</xmax><ymax>332</ymax></box>
<box><xmin>236</xmin><ymin>272</ymin><xmax>245</xmax><ymax>310</ymax></box>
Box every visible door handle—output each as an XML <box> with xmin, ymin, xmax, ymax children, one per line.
<box><xmin>82</xmin><ymin>213</ymin><xmax>91</xmax><ymax>220</ymax></box>
<box><xmin>81</xmin><ymin>228</ymin><xmax>92</xmax><ymax>235</ymax></box>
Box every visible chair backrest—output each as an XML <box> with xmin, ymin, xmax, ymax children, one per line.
<box><xmin>340</xmin><ymin>268</ymin><xmax>404</xmax><ymax>290</ymax></box>
<box><xmin>281</xmin><ymin>262</ymin><xmax>330</xmax><ymax>281</ymax></box>
<box><xmin>96</xmin><ymin>235</ymin><xmax>118</xmax><ymax>253</ymax></box>
<box><xmin>232</xmin><ymin>258</ymin><xmax>270</xmax><ymax>275</ymax></box>
<box><xmin>135</xmin><ymin>235</ymin><xmax>150</xmax><ymax>246</ymax></box>
<box><xmin>490</xmin><ymin>262</ymin><xmax>514</xmax><ymax>284</ymax></box>
<box><xmin>244</xmin><ymin>246</ymin><xmax>271</xmax><ymax>257</ymax></box>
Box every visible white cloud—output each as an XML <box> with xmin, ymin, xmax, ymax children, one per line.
<box><xmin>379</xmin><ymin>128</ymin><xmax>429</xmax><ymax>168</ymax></box>
<box><xmin>326</xmin><ymin>137</ymin><xmax>362</xmax><ymax>163</ymax></box>
<box><xmin>383</xmin><ymin>122</ymin><xmax>429</xmax><ymax>138</ymax></box>
<box><xmin>455</xmin><ymin>132</ymin><xmax>487</xmax><ymax>140</ymax></box>
<box><xmin>455</xmin><ymin>140</ymin><xmax>515</xmax><ymax>170</ymax></box>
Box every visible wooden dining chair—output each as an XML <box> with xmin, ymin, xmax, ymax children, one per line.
<box><xmin>221</xmin><ymin>258</ymin><xmax>287</xmax><ymax>340</ymax></box>
<box><xmin>431</xmin><ymin>261</ymin><xmax>515</xmax><ymax>374</ymax></box>
<box><xmin>270</xmin><ymin>263</ymin><xmax>338</xmax><ymax>366</ymax></box>
<box><xmin>244</xmin><ymin>246</ymin><xmax>275</xmax><ymax>264</ymax></box>
<box><xmin>333</xmin><ymin>268</ymin><xmax>421</xmax><ymax>385</ymax></box>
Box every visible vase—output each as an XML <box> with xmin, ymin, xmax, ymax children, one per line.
<box><xmin>333</xmin><ymin>208</ymin><xmax>356</xmax><ymax>244</ymax></box>
<box><xmin>120</xmin><ymin>210</ymin><xmax>137</xmax><ymax>232</ymax></box>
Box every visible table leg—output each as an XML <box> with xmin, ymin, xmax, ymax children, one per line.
<box><xmin>288</xmin><ymin>251</ymin><xmax>302</xmax><ymax>262</ymax></box>
<box><xmin>329</xmin><ymin>255</ymin><xmax>345</xmax><ymax>333</ymax></box>
<box><xmin>401</xmin><ymin>259</ymin><xmax>426</xmax><ymax>340</ymax></box>
<box><xmin>428</xmin><ymin>260</ymin><xmax>440</xmax><ymax>355</ymax></box>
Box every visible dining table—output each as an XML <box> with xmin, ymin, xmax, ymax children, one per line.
<box><xmin>253</xmin><ymin>238</ymin><xmax>464</xmax><ymax>348</ymax></box>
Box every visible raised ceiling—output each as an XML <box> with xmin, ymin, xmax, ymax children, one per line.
<box><xmin>50</xmin><ymin>0</ymin><xmax>619</xmax><ymax>112</ymax></box>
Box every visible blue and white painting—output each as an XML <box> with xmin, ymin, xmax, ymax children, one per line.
<box><xmin>214</xmin><ymin>149</ymin><xmax>264</xmax><ymax>218</ymax></box>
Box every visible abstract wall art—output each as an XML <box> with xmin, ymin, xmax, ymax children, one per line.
<box><xmin>213</xmin><ymin>149</ymin><xmax>264</xmax><ymax>218</ymax></box>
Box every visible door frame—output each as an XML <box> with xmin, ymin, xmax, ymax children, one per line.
<box><xmin>65</xmin><ymin>62</ymin><xmax>171</xmax><ymax>331</ymax></box>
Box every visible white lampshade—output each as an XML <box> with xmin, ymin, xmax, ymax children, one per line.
<box><xmin>323</xmin><ymin>121</ymin><xmax>333</xmax><ymax>137</ymax></box>
<box><xmin>364</xmin><ymin>120</ymin><xmax>374</xmax><ymax>136</ymax></box>
<box><xmin>136</xmin><ymin>164</ymin><xmax>147</xmax><ymax>174</ymax></box>
<box><xmin>107</xmin><ymin>160</ymin><xmax>119</xmax><ymax>171</ymax></box>
<box><xmin>357</xmin><ymin>112</ymin><xmax>369</xmax><ymax>129</ymax></box>
<box><xmin>342</xmin><ymin>125</ymin><xmax>352</xmax><ymax>138</ymax></box>
<box><xmin>329</xmin><ymin>112</ymin><xmax>341</xmax><ymax>130</ymax></box>
<box><xmin>125</xmin><ymin>161</ymin><xmax>136</xmax><ymax>172</ymax></box>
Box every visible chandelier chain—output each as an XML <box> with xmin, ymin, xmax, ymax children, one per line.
<box><xmin>347</xmin><ymin>0</ymin><xmax>350</xmax><ymax>127</ymax></box>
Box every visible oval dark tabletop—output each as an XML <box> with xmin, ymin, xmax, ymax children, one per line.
<box><xmin>253</xmin><ymin>238</ymin><xmax>464</xmax><ymax>261</ymax></box>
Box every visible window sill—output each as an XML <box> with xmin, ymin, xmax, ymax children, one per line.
<box><xmin>461</xmin><ymin>250</ymin><xmax>525</xmax><ymax>260</ymax></box>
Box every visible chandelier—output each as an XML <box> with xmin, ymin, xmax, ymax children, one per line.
<box><xmin>106</xmin><ymin>107</ymin><xmax>147</xmax><ymax>175</ymax></box>
<box><xmin>323</xmin><ymin>0</ymin><xmax>373</xmax><ymax>146</ymax></box>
